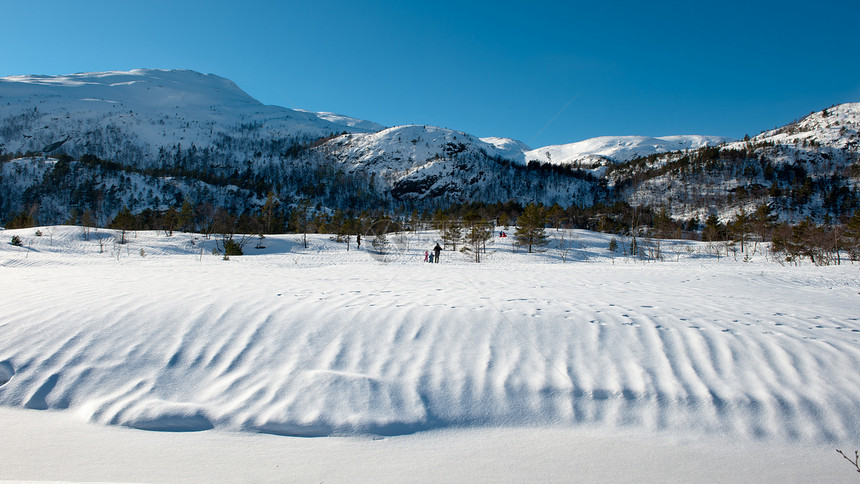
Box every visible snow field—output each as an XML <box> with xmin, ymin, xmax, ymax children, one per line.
<box><xmin>1</xmin><ymin>226</ymin><xmax>858</xmax><ymax>446</ymax></box>
<box><xmin>0</xmin><ymin>405</ymin><xmax>851</xmax><ymax>483</ymax></box>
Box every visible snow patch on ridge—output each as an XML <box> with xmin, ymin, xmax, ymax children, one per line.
<box><xmin>525</xmin><ymin>135</ymin><xmax>732</xmax><ymax>166</ymax></box>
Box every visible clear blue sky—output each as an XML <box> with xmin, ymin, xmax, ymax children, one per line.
<box><xmin>2</xmin><ymin>1</ymin><xmax>859</xmax><ymax>148</ymax></box>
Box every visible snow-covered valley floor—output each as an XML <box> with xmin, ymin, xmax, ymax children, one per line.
<box><xmin>1</xmin><ymin>226</ymin><xmax>859</xmax><ymax>482</ymax></box>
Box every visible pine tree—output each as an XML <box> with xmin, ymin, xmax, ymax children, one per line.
<box><xmin>515</xmin><ymin>203</ymin><xmax>548</xmax><ymax>253</ymax></box>
<box><xmin>703</xmin><ymin>214</ymin><xmax>723</xmax><ymax>242</ymax></box>
<box><xmin>162</xmin><ymin>207</ymin><xmax>179</xmax><ymax>236</ymax></box>
<box><xmin>178</xmin><ymin>199</ymin><xmax>195</xmax><ymax>232</ymax></box>
<box><xmin>442</xmin><ymin>220</ymin><xmax>462</xmax><ymax>251</ymax></box>
<box><xmin>109</xmin><ymin>206</ymin><xmax>135</xmax><ymax>244</ymax></box>
<box><xmin>729</xmin><ymin>208</ymin><xmax>751</xmax><ymax>252</ymax></box>
<box><xmin>752</xmin><ymin>203</ymin><xmax>778</xmax><ymax>241</ymax></box>
<box><xmin>546</xmin><ymin>203</ymin><xmax>564</xmax><ymax>230</ymax></box>
<box><xmin>259</xmin><ymin>192</ymin><xmax>282</xmax><ymax>234</ymax></box>
<box><xmin>289</xmin><ymin>199</ymin><xmax>312</xmax><ymax>248</ymax></box>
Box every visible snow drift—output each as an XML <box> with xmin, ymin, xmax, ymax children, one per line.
<box><xmin>0</xmin><ymin>226</ymin><xmax>858</xmax><ymax>444</ymax></box>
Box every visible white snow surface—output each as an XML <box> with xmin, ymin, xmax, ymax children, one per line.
<box><xmin>0</xmin><ymin>406</ymin><xmax>851</xmax><ymax>483</ymax></box>
<box><xmin>1</xmin><ymin>226</ymin><xmax>859</xmax><ymax>480</ymax></box>
<box><xmin>1</xmin><ymin>226</ymin><xmax>858</xmax><ymax>438</ymax></box>
<box><xmin>525</xmin><ymin>135</ymin><xmax>732</xmax><ymax>166</ymax></box>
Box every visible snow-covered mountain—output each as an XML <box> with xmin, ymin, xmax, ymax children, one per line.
<box><xmin>729</xmin><ymin>102</ymin><xmax>860</xmax><ymax>151</ymax></box>
<box><xmin>0</xmin><ymin>68</ymin><xmax>857</xmax><ymax>226</ymax></box>
<box><xmin>318</xmin><ymin>125</ymin><xmax>598</xmax><ymax>203</ymax></box>
<box><xmin>524</xmin><ymin>135</ymin><xmax>732</xmax><ymax>168</ymax></box>
<box><xmin>607</xmin><ymin>104</ymin><xmax>860</xmax><ymax>224</ymax></box>
<box><xmin>0</xmin><ymin>69</ymin><xmax>381</xmax><ymax>164</ymax></box>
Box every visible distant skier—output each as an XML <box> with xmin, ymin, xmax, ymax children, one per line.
<box><xmin>433</xmin><ymin>243</ymin><xmax>442</xmax><ymax>263</ymax></box>
<box><xmin>357</xmin><ymin>234</ymin><xmax>361</xmax><ymax>249</ymax></box>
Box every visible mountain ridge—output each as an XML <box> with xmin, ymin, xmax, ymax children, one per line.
<box><xmin>1</xmin><ymin>69</ymin><xmax>858</xmax><ymax>228</ymax></box>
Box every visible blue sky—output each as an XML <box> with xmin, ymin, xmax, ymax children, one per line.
<box><xmin>2</xmin><ymin>1</ymin><xmax>859</xmax><ymax>148</ymax></box>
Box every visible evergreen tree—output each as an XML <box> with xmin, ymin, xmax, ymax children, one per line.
<box><xmin>728</xmin><ymin>208</ymin><xmax>751</xmax><ymax>252</ymax></box>
<box><xmin>178</xmin><ymin>199</ymin><xmax>195</xmax><ymax>233</ymax></box>
<box><xmin>108</xmin><ymin>206</ymin><xmax>136</xmax><ymax>244</ymax></box>
<box><xmin>515</xmin><ymin>203</ymin><xmax>548</xmax><ymax>253</ymax></box>
<box><xmin>546</xmin><ymin>203</ymin><xmax>564</xmax><ymax>230</ymax></box>
<box><xmin>442</xmin><ymin>220</ymin><xmax>462</xmax><ymax>251</ymax></box>
<box><xmin>289</xmin><ymin>199</ymin><xmax>312</xmax><ymax>248</ymax></box>
<box><xmin>259</xmin><ymin>192</ymin><xmax>282</xmax><ymax>234</ymax></box>
<box><xmin>652</xmin><ymin>208</ymin><xmax>676</xmax><ymax>239</ymax></box>
<box><xmin>703</xmin><ymin>214</ymin><xmax>724</xmax><ymax>242</ymax></box>
<box><xmin>752</xmin><ymin>203</ymin><xmax>778</xmax><ymax>241</ymax></box>
<box><xmin>162</xmin><ymin>207</ymin><xmax>179</xmax><ymax>236</ymax></box>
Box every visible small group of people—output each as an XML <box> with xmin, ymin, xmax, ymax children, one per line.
<box><xmin>424</xmin><ymin>243</ymin><xmax>442</xmax><ymax>263</ymax></box>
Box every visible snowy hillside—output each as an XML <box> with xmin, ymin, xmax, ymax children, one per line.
<box><xmin>0</xmin><ymin>69</ymin><xmax>381</xmax><ymax>164</ymax></box>
<box><xmin>319</xmin><ymin>125</ymin><xmax>600</xmax><ymax>203</ymax></box>
<box><xmin>601</xmin><ymin>104</ymin><xmax>860</xmax><ymax>226</ymax></box>
<box><xmin>294</xmin><ymin>109</ymin><xmax>385</xmax><ymax>132</ymax></box>
<box><xmin>525</xmin><ymin>135</ymin><xmax>732</xmax><ymax>168</ymax></box>
<box><xmin>479</xmin><ymin>136</ymin><xmax>532</xmax><ymax>163</ymax></box>
<box><xmin>733</xmin><ymin>102</ymin><xmax>860</xmax><ymax>151</ymax></box>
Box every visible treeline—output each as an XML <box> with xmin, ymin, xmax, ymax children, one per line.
<box><xmin>1</xmin><ymin>150</ymin><xmax>392</xmax><ymax>226</ymax></box>
<box><xmin>771</xmin><ymin>213</ymin><xmax>860</xmax><ymax>265</ymax></box>
<box><xmin>7</xmin><ymin>188</ymin><xmax>860</xmax><ymax>265</ymax></box>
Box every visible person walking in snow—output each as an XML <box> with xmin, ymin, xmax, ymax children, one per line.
<box><xmin>424</xmin><ymin>250</ymin><xmax>429</xmax><ymax>263</ymax></box>
<box><xmin>433</xmin><ymin>243</ymin><xmax>442</xmax><ymax>263</ymax></box>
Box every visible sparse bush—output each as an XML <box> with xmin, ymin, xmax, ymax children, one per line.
<box><xmin>222</xmin><ymin>238</ymin><xmax>244</xmax><ymax>256</ymax></box>
<box><xmin>10</xmin><ymin>235</ymin><xmax>22</xmax><ymax>246</ymax></box>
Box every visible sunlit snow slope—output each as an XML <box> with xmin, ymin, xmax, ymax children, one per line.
<box><xmin>0</xmin><ymin>69</ymin><xmax>381</xmax><ymax>159</ymax></box>
<box><xmin>525</xmin><ymin>135</ymin><xmax>732</xmax><ymax>167</ymax></box>
<box><xmin>0</xmin><ymin>227</ymin><xmax>858</xmax><ymax>443</ymax></box>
